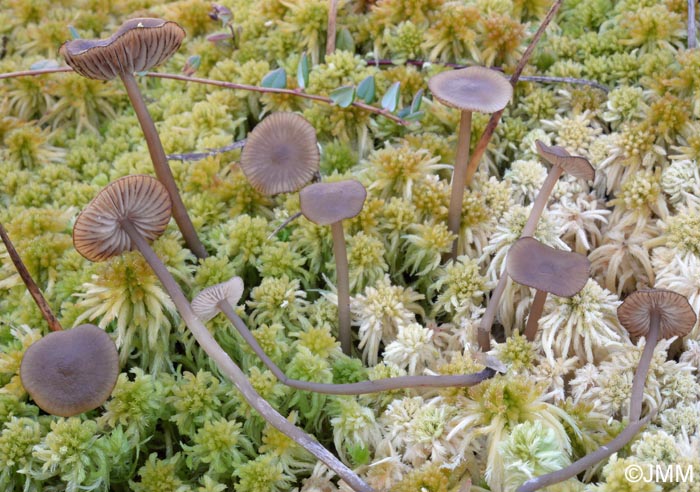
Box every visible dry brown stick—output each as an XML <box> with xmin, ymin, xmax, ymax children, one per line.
<box><xmin>0</xmin><ymin>221</ymin><xmax>62</xmax><ymax>332</ymax></box>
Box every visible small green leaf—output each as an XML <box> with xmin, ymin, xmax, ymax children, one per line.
<box><xmin>182</xmin><ymin>55</ymin><xmax>201</xmax><ymax>76</ymax></box>
<box><xmin>68</xmin><ymin>25</ymin><xmax>81</xmax><ymax>39</ymax></box>
<box><xmin>330</xmin><ymin>85</ymin><xmax>355</xmax><ymax>108</ymax></box>
<box><xmin>356</xmin><ymin>75</ymin><xmax>375</xmax><ymax>104</ymax></box>
<box><xmin>404</xmin><ymin>111</ymin><xmax>424</xmax><ymax>121</ymax></box>
<box><xmin>335</xmin><ymin>28</ymin><xmax>355</xmax><ymax>53</ymax></box>
<box><xmin>381</xmin><ymin>82</ymin><xmax>401</xmax><ymax>112</ymax></box>
<box><xmin>410</xmin><ymin>88</ymin><xmax>424</xmax><ymax>113</ymax></box>
<box><xmin>297</xmin><ymin>52</ymin><xmax>309</xmax><ymax>89</ymax></box>
<box><xmin>261</xmin><ymin>68</ymin><xmax>287</xmax><ymax>89</ymax></box>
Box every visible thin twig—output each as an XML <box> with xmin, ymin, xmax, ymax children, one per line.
<box><xmin>267</xmin><ymin>211</ymin><xmax>302</xmax><ymax>240</ymax></box>
<box><xmin>167</xmin><ymin>138</ymin><xmax>247</xmax><ymax>161</ymax></box>
<box><xmin>0</xmin><ymin>221</ymin><xmax>62</xmax><ymax>332</ymax></box>
<box><xmin>0</xmin><ymin>66</ymin><xmax>73</xmax><ymax>79</ymax></box>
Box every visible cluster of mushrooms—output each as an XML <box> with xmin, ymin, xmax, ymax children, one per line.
<box><xmin>7</xmin><ymin>16</ymin><xmax>697</xmax><ymax>492</ymax></box>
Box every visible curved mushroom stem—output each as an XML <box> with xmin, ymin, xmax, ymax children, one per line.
<box><xmin>524</xmin><ymin>290</ymin><xmax>547</xmax><ymax>342</ymax></box>
<box><xmin>628</xmin><ymin>309</ymin><xmax>660</xmax><ymax>422</ymax></box>
<box><xmin>0</xmin><ymin>221</ymin><xmax>62</xmax><ymax>332</ymax></box>
<box><xmin>119</xmin><ymin>219</ymin><xmax>373</xmax><ymax>492</ymax></box>
<box><xmin>217</xmin><ymin>300</ymin><xmax>496</xmax><ymax>393</ymax></box>
<box><xmin>331</xmin><ymin>221</ymin><xmax>352</xmax><ymax>355</ymax></box>
<box><xmin>517</xmin><ymin>411</ymin><xmax>655</xmax><ymax>492</ymax></box>
<box><xmin>326</xmin><ymin>0</ymin><xmax>338</xmax><ymax>56</ymax></box>
<box><xmin>120</xmin><ymin>72</ymin><xmax>208</xmax><ymax>260</ymax></box>
<box><xmin>447</xmin><ymin>110</ymin><xmax>473</xmax><ymax>260</ymax></box>
<box><xmin>478</xmin><ymin>273</ymin><xmax>507</xmax><ymax>351</ymax></box>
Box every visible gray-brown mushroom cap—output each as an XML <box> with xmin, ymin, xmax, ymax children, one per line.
<box><xmin>428</xmin><ymin>66</ymin><xmax>513</xmax><ymax>114</ymax></box>
<box><xmin>535</xmin><ymin>140</ymin><xmax>595</xmax><ymax>181</ymax></box>
<box><xmin>299</xmin><ymin>180</ymin><xmax>367</xmax><ymax>225</ymax></box>
<box><xmin>192</xmin><ymin>276</ymin><xmax>245</xmax><ymax>322</ymax></box>
<box><xmin>506</xmin><ymin>237</ymin><xmax>590</xmax><ymax>297</ymax></box>
<box><xmin>240</xmin><ymin>112</ymin><xmax>320</xmax><ymax>196</ymax></box>
<box><xmin>20</xmin><ymin>324</ymin><xmax>119</xmax><ymax>417</ymax></box>
<box><xmin>73</xmin><ymin>175</ymin><xmax>172</xmax><ymax>262</ymax></box>
<box><xmin>60</xmin><ymin>18</ymin><xmax>186</xmax><ymax>81</ymax></box>
<box><xmin>617</xmin><ymin>289</ymin><xmax>696</xmax><ymax>340</ymax></box>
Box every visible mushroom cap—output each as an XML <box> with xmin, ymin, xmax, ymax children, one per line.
<box><xmin>20</xmin><ymin>324</ymin><xmax>119</xmax><ymax>417</ymax></box>
<box><xmin>506</xmin><ymin>237</ymin><xmax>590</xmax><ymax>297</ymax></box>
<box><xmin>299</xmin><ymin>180</ymin><xmax>367</xmax><ymax>225</ymax></box>
<box><xmin>60</xmin><ymin>18</ymin><xmax>185</xmax><ymax>81</ymax></box>
<box><xmin>192</xmin><ymin>276</ymin><xmax>245</xmax><ymax>322</ymax></box>
<box><xmin>73</xmin><ymin>175</ymin><xmax>172</xmax><ymax>262</ymax></box>
<box><xmin>240</xmin><ymin>112</ymin><xmax>320</xmax><ymax>196</ymax></box>
<box><xmin>428</xmin><ymin>66</ymin><xmax>513</xmax><ymax>113</ymax></box>
<box><xmin>535</xmin><ymin>140</ymin><xmax>595</xmax><ymax>181</ymax></box>
<box><xmin>617</xmin><ymin>289</ymin><xmax>696</xmax><ymax>340</ymax></box>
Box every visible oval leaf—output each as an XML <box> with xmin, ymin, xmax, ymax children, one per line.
<box><xmin>336</xmin><ymin>28</ymin><xmax>355</xmax><ymax>53</ymax></box>
<box><xmin>410</xmin><ymin>88</ymin><xmax>424</xmax><ymax>113</ymax></box>
<box><xmin>330</xmin><ymin>85</ymin><xmax>356</xmax><ymax>108</ymax></box>
<box><xmin>297</xmin><ymin>52</ymin><xmax>309</xmax><ymax>89</ymax></box>
<box><xmin>356</xmin><ymin>75</ymin><xmax>375</xmax><ymax>104</ymax></box>
<box><xmin>261</xmin><ymin>68</ymin><xmax>287</xmax><ymax>89</ymax></box>
<box><xmin>381</xmin><ymin>82</ymin><xmax>401</xmax><ymax>112</ymax></box>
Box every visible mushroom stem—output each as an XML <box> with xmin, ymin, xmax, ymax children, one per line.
<box><xmin>0</xmin><ymin>221</ymin><xmax>62</xmax><ymax>332</ymax></box>
<box><xmin>120</xmin><ymin>72</ymin><xmax>208</xmax><ymax>259</ymax></box>
<box><xmin>326</xmin><ymin>0</ymin><xmax>338</xmax><ymax>56</ymax></box>
<box><xmin>448</xmin><ymin>110</ymin><xmax>473</xmax><ymax>260</ymax></box>
<box><xmin>628</xmin><ymin>308</ymin><xmax>660</xmax><ymax>422</ymax></box>
<box><xmin>689</xmin><ymin>0</ymin><xmax>697</xmax><ymax>49</ymax></box>
<box><xmin>516</xmin><ymin>412</ymin><xmax>655</xmax><ymax>492</ymax></box>
<box><xmin>478</xmin><ymin>273</ymin><xmax>508</xmax><ymax>351</ymax></box>
<box><xmin>217</xmin><ymin>300</ymin><xmax>497</xmax><ymax>393</ymax></box>
<box><xmin>331</xmin><ymin>220</ymin><xmax>352</xmax><ymax>355</ymax></box>
<box><xmin>521</xmin><ymin>164</ymin><xmax>563</xmax><ymax>237</ymax></box>
<box><xmin>118</xmin><ymin>219</ymin><xmax>373</xmax><ymax>492</ymax></box>
<box><xmin>524</xmin><ymin>290</ymin><xmax>547</xmax><ymax>342</ymax></box>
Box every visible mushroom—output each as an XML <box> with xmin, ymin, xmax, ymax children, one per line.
<box><xmin>20</xmin><ymin>324</ymin><xmax>119</xmax><ymax>417</ymax></box>
<box><xmin>239</xmin><ymin>112</ymin><xmax>320</xmax><ymax>196</ymax></box>
<box><xmin>192</xmin><ymin>276</ymin><xmax>501</xmax><ymax>394</ymax></box>
<box><xmin>617</xmin><ymin>289</ymin><xmax>696</xmax><ymax>422</ymax></box>
<box><xmin>299</xmin><ymin>179</ymin><xmax>366</xmax><ymax>355</ymax></box>
<box><xmin>59</xmin><ymin>18</ymin><xmax>207</xmax><ymax>259</ymax></box>
<box><xmin>506</xmin><ymin>237</ymin><xmax>590</xmax><ymax>342</ymax></box>
<box><xmin>73</xmin><ymin>175</ymin><xmax>373</xmax><ymax>492</ymax></box>
<box><xmin>428</xmin><ymin>66</ymin><xmax>513</xmax><ymax>259</ymax></box>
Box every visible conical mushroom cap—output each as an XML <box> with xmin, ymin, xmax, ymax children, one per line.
<box><xmin>240</xmin><ymin>112</ymin><xmax>320</xmax><ymax>196</ymax></box>
<box><xmin>192</xmin><ymin>276</ymin><xmax>245</xmax><ymax>322</ymax></box>
<box><xmin>60</xmin><ymin>18</ymin><xmax>185</xmax><ymax>80</ymax></box>
<box><xmin>20</xmin><ymin>324</ymin><xmax>119</xmax><ymax>417</ymax></box>
<box><xmin>506</xmin><ymin>237</ymin><xmax>590</xmax><ymax>297</ymax></box>
<box><xmin>73</xmin><ymin>175</ymin><xmax>172</xmax><ymax>262</ymax></box>
<box><xmin>618</xmin><ymin>289</ymin><xmax>696</xmax><ymax>340</ymax></box>
<box><xmin>299</xmin><ymin>180</ymin><xmax>367</xmax><ymax>225</ymax></box>
<box><xmin>535</xmin><ymin>140</ymin><xmax>594</xmax><ymax>181</ymax></box>
<box><xmin>428</xmin><ymin>66</ymin><xmax>513</xmax><ymax>113</ymax></box>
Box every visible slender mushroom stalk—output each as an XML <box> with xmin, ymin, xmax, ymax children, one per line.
<box><xmin>428</xmin><ymin>66</ymin><xmax>512</xmax><ymax>260</ymax></box>
<box><xmin>299</xmin><ymin>180</ymin><xmax>366</xmax><ymax>355</ymax></box>
<box><xmin>326</xmin><ymin>0</ymin><xmax>339</xmax><ymax>56</ymax></box>
<box><xmin>193</xmin><ymin>278</ymin><xmax>501</xmax><ymax>394</ymax></box>
<box><xmin>689</xmin><ymin>0</ymin><xmax>697</xmax><ymax>49</ymax></box>
<box><xmin>73</xmin><ymin>175</ymin><xmax>373</xmax><ymax>492</ymax></box>
<box><xmin>0</xmin><ymin>220</ymin><xmax>61</xmax><ymax>332</ymax></box>
<box><xmin>20</xmin><ymin>324</ymin><xmax>119</xmax><ymax>417</ymax></box>
<box><xmin>506</xmin><ymin>237</ymin><xmax>590</xmax><ymax>342</ymax></box>
<box><xmin>477</xmin><ymin>142</ymin><xmax>594</xmax><ymax>351</ymax></box>
<box><xmin>59</xmin><ymin>18</ymin><xmax>207</xmax><ymax>259</ymax></box>
<box><xmin>617</xmin><ymin>289</ymin><xmax>696</xmax><ymax>422</ymax></box>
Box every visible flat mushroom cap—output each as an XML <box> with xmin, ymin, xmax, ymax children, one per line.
<box><xmin>618</xmin><ymin>289</ymin><xmax>696</xmax><ymax>340</ymax></box>
<box><xmin>192</xmin><ymin>276</ymin><xmax>245</xmax><ymax>322</ymax></box>
<box><xmin>240</xmin><ymin>112</ymin><xmax>320</xmax><ymax>196</ymax></box>
<box><xmin>73</xmin><ymin>175</ymin><xmax>172</xmax><ymax>262</ymax></box>
<box><xmin>506</xmin><ymin>237</ymin><xmax>590</xmax><ymax>297</ymax></box>
<box><xmin>60</xmin><ymin>18</ymin><xmax>185</xmax><ymax>81</ymax></box>
<box><xmin>535</xmin><ymin>140</ymin><xmax>594</xmax><ymax>181</ymax></box>
<box><xmin>299</xmin><ymin>180</ymin><xmax>367</xmax><ymax>225</ymax></box>
<box><xmin>428</xmin><ymin>66</ymin><xmax>513</xmax><ymax>113</ymax></box>
<box><xmin>20</xmin><ymin>324</ymin><xmax>119</xmax><ymax>417</ymax></box>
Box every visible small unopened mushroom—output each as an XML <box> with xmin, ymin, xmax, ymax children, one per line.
<box><xmin>73</xmin><ymin>175</ymin><xmax>373</xmax><ymax>492</ymax></box>
<box><xmin>618</xmin><ymin>289</ymin><xmax>696</xmax><ymax>422</ymax></box>
<box><xmin>300</xmin><ymin>179</ymin><xmax>366</xmax><ymax>355</ymax></box>
<box><xmin>506</xmin><ymin>237</ymin><xmax>590</xmax><ymax>341</ymax></box>
<box><xmin>60</xmin><ymin>18</ymin><xmax>207</xmax><ymax>259</ymax></box>
<box><xmin>240</xmin><ymin>112</ymin><xmax>320</xmax><ymax>196</ymax></box>
<box><xmin>20</xmin><ymin>324</ymin><xmax>119</xmax><ymax>417</ymax></box>
<box><xmin>428</xmin><ymin>66</ymin><xmax>512</xmax><ymax>259</ymax></box>
<box><xmin>193</xmin><ymin>277</ymin><xmax>501</xmax><ymax>394</ymax></box>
